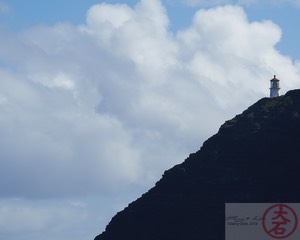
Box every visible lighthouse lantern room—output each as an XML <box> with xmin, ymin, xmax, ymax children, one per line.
<box><xmin>270</xmin><ymin>75</ymin><xmax>280</xmax><ymax>98</ymax></box>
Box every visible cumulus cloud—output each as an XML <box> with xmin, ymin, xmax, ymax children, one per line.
<box><xmin>1</xmin><ymin>0</ymin><xmax>300</xmax><ymax>200</ymax></box>
<box><xmin>0</xmin><ymin>197</ymin><xmax>107</xmax><ymax>240</ymax></box>
<box><xmin>1</xmin><ymin>1</ymin><xmax>300</xmax><ymax>239</ymax></box>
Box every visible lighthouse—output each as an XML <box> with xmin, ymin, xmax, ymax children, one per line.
<box><xmin>270</xmin><ymin>75</ymin><xmax>280</xmax><ymax>98</ymax></box>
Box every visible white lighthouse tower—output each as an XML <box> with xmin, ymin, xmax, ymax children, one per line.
<box><xmin>270</xmin><ymin>75</ymin><xmax>280</xmax><ymax>98</ymax></box>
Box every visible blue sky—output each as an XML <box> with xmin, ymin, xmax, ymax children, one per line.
<box><xmin>0</xmin><ymin>0</ymin><xmax>137</xmax><ymax>28</ymax></box>
<box><xmin>0</xmin><ymin>1</ymin><xmax>300</xmax><ymax>240</ymax></box>
<box><xmin>2</xmin><ymin>0</ymin><xmax>300</xmax><ymax>58</ymax></box>
<box><xmin>244</xmin><ymin>3</ymin><xmax>300</xmax><ymax>59</ymax></box>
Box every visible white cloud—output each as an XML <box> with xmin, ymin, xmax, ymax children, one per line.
<box><xmin>1</xmin><ymin>0</ymin><xmax>299</xmax><ymax>201</ymax></box>
<box><xmin>0</xmin><ymin>198</ymin><xmax>103</xmax><ymax>240</ymax></box>
<box><xmin>0</xmin><ymin>94</ymin><xmax>7</xmax><ymax>105</ymax></box>
<box><xmin>176</xmin><ymin>5</ymin><xmax>286</xmax><ymax>108</ymax></box>
<box><xmin>1</xmin><ymin>1</ymin><xmax>300</xmax><ymax>239</ymax></box>
<box><xmin>86</xmin><ymin>3</ymin><xmax>133</xmax><ymax>29</ymax></box>
<box><xmin>29</xmin><ymin>72</ymin><xmax>75</xmax><ymax>90</ymax></box>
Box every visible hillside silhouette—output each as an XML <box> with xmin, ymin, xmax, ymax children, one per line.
<box><xmin>94</xmin><ymin>89</ymin><xmax>300</xmax><ymax>240</ymax></box>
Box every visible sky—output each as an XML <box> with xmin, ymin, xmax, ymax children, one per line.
<box><xmin>0</xmin><ymin>0</ymin><xmax>300</xmax><ymax>240</ymax></box>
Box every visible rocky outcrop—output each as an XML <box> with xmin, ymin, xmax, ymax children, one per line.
<box><xmin>95</xmin><ymin>89</ymin><xmax>300</xmax><ymax>240</ymax></box>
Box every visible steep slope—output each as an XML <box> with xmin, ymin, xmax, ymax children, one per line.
<box><xmin>95</xmin><ymin>89</ymin><xmax>300</xmax><ymax>240</ymax></box>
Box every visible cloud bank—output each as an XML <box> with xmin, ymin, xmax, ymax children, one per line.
<box><xmin>0</xmin><ymin>0</ymin><xmax>300</xmax><ymax>239</ymax></box>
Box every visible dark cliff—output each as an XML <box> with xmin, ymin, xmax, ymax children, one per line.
<box><xmin>95</xmin><ymin>89</ymin><xmax>300</xmax><ymax>240</ymax></box>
